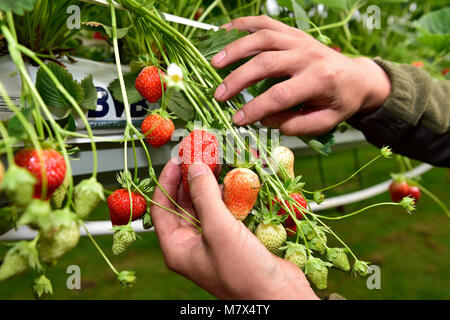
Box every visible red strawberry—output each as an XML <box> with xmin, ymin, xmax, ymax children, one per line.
<box><xmin>178</xmin><ymin>130</ymin><xmax>219</xmax><ymax>192</ymax></box>
<box><xmin>224</xmin><ymin>168</ymin><xmax>260</xmax><ymax>221</ymax></box>
<box><xmin>107</xmin><ymin>189</ymin><xmax>147</xmax><ymax>226</ymax></box>
<box><xmin>442</xmin><ymin>68</ymin><xmax>450</xmax><ymax>76</ymax></box>
<box><xmin>389</xmin><ymin>180</ymin><xmax>410</xmax><ymax>203</ymax></box>
<box><xmin>407</xmin><ymin>185</ymin><xmax>421</xmax><ymax>204</ymax></box>
<box><xmin>135</xmin><ymin>66</ymin><xmax>166</xmax><ymax>103</ymax></box>
<box><xmin>141</xmin><ymin>112</ymin><xmax>175</xmax><ymax>148</ymax></box>
<box><xmin>274</xmin><ymin>193</ymin><xmax>307</xmax><ymax>236</ymax></box>
<box><xmin>14</xmin><ymin>149</ymin><xmax>66</xmax><ymax>199</ymax></box>
<box><xmin>412</xmin><ymin>61</ymin><xmax>424</xmax><ymax>68</ymax></box>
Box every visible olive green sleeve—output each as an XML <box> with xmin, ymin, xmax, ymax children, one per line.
<box><xmin>372</xmin><ymin>57</ymin><xmax>450</xmax><ymax>134</ymax></box>
<box><xmin>347</xmin><ymin>58</ymin><xmax>450</xmax><ymax>167</ymax></box>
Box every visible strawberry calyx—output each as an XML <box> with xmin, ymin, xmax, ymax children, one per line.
<box><xmin>116</xmin><ymin>171</ymin><xmax>154</xmax><ymax>195</ymax></box>
<box><xmin>150</xmin><ymin>108</ymin><xmax>175</xmax><ymax>120</ymax></box>
<box><xmin>280</xmin><ymin>241</ymin><xmax>307</xmax><ymax>257</ymax></box>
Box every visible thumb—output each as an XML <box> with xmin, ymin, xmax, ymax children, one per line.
<box><xmin>188</xmin><ymin>162</ymin><xmax>237</xmax><ymax>233</ymax></box>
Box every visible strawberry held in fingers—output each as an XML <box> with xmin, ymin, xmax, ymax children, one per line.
<box><xmin>14</xmin><ymin>148</ymin><xmax>66</xmax><ymax>199</ymax></box>
<box><xmin>108</xmin><ymin>189</ymin><xmax>147</xmax><ymax>226</ymax></box>
<box><xmin>223</xmin><ymin>168</ymin><xmax>260</xmax><ymax>221</ymax></box>
<box><xmin>178</xmin><ymin>130</ymin><xmax>220</xmax><ymax>192</ymax></box>
<box><xmin>141</xmin><ymin>111</ymin><xmax>175</xmax><ymax>148</ymax></box>
<box><xmin>135</xmin><ymin>66</ymin><xmax>166</xmax><ymax>103</ymax></box>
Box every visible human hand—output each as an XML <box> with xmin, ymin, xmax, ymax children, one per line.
<box><xmin>212</xmin><ymin>16</ymin><xmax>391</xmax><ymax>136</ymax></box>
<box><xmin>151</xmin><ymin>159</ymin><xmax>318</xmax><ymax>300</ymax></box>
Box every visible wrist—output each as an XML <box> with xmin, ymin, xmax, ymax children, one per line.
<box><xmin>353</xmin><ymin>57</ymin><xmax>391</xmax><ymax>114</ymax></box>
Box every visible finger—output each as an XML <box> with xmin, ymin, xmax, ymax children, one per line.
<box><xmin>214</xmin><ymin>51</ymin><xmax>298</xmax><ymax>101</ymax></box>
<box><xmin>262</xmin><ymin>108</ymin><xmax>340</xmax><ymax>136</ymax></box>
<box><xmin>212</xmin><ymin>30</ymin><xmax>297</xmax><ymax>68</ymax></box>
<box><xmin>187</xmin><ymin>162</ymin><xmax>237</xmax><ymax>237</ymax></box>
<box><xmin>232</xmin><ymin>75</ymin><xmax>323</xmax><ymax>126</ymax></box>
<box><xmin>223</xmin><ymin>15</ymin><xmax>305</xmax><ymax>38</ymax></box>
<box><xmin>151</xmin><ymin>158</ymin><xmax>182</xmax><ymax>239</ymax></box>
<box><xmin>278</xmin><ymin>108</ymin><xmax>341</xmax><ymax>136</ymax></box>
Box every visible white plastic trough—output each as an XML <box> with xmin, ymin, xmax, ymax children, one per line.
<box><xmin>0</xmin><ymin>163</ymin><xmax>433</xmax><ymax>241</ymax></box>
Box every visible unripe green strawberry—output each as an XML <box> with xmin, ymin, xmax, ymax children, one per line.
<box><xmin>118</xmin><ymin>270</ymin><xmax>136</xmax><ymax>287</ymax></box>
<box><xmin>224</xmin><ymin>168</ymin><xmax>260</xmax><ymax>221</ymax></box>
<box><xmin>38</xmin><ymin>209</ymin><xmax>80</xmax><ymax>265</ymax></box>
<box><xmin>308</xmin><ymin>228</ymin><xmax>328</xmax><ymax>254</ymax></box>
<box><xmin>304</xmin><ymin>256</ymin><xmax>332</xmax><ymax>290</ymax></box>
<box><xmin>18</xmin><ymin>199</ymin><xmax>52</xmax><ymax>231</ymax></box>
<box><xmin>1</xmin><ymin>164</ymin><xmax>36</xmax><ymax>207</ymax></box>
<box><xmin>299</xmin><ymin>220</ymin><xmax>318</xmax><ymax>240</ymax></box>
<box><xmin>0</xmin><ymin>240</ymin><xmax>40</xmax><ymax>281</ymax></box>
<box><xmin>327</xmin><ymin>248</ymin><xmax>350</xmax><ymax>271</ymax></box>
<box><xmin>112</xmin><ymin>225</ymin><xmax>136</xmax><ymax>255</ymax></box>
<box><xmin>51</xmin><ymin>173</ymin><xmax>70</xmax><ymax>208</ymax></box>
<box><xmin>33</xmin><ymin>275</ymin><xmax>53</xmax><ymax>299</ymax></box>
<box><xmin>280</xmin><ymin>242</ymin><xmax>307</xmax><ymax>270</ymax></box>
<box><xmin>73</xmin><ymin>177</ymin><xmax>105</xmax><ymax>218</ymax></box>
<box><xmin>255</xmin><ymin>222</ymin><xmax>287</xmax><ymax>256</ymax></box>
<box><xmin>352</xmin><ymin>260</ymin><xmax>370</xmax><ymax>277</ymax></box>
<box><xmin>271</xmin><ymin>146</ymin><xmax>295</xmax><ymax>181</ymax></box>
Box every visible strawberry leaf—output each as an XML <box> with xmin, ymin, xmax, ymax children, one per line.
<box><xmin>0</xmin><ymin>0</ymin><xmax>36</xmax><ymax>15</ymax></box>
<box><xmin>166</xmin><ymin>89</ymin><xmax>195</xmax><ymax>122</ymax></box>
<box><xmin>80</xmin><ymin>75</ymin><xmax>97</xmax><ymax>110</ymax></box>
<box><xmin>108</xmin><ymin>73</ymin><xmax>143</xmax><ymax>105</ymax></box>
<box><xmin>35</xmin><ymin>63</ymin><xmax>84</xmax><ymax>110</ymax></box>
<box><xmin>195</xmin><ymin>28</ymin><xmax>249</xmax><ymax>61</ymax></box>
<box><xmin>7</xmin><ymin>107</ymin><xmax>34</xmax><ymax>139</ymax></box>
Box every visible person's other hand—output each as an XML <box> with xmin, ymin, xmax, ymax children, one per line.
<box><xmin>212</xmin><ymin>16</ymin><xmax>391</xmax><ymax>136</ymax></box>
<box><xmin>151</xmin><ymin>159</ymin><xmax>318</xmax><ymax>300</ymax></box>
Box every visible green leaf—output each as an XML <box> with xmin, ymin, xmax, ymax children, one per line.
<box><xmin>292</xmin><ymin>0</ymin><xmax>310</xmax><ymax>30</ymax></box>
<box><xmin>108</xmin><ymin>73</ymin><xmax>143</xmax><ymax>105</ymax></box>
<box><xmin>35</xmin><ymin>63</ymin><xmax>84</xmax><ymax>110</ymax></box>
<box><xmin>6</xmin><ymin>107</ymin><xmax>34</xmax><ymax>139</ymax></box>
<box><xmin>195</xmin><ymin>28</ymin><xmax>249</xmax><ymax>61</ymax></box>
<box><xmin>0</xmin><ymin>0</ymin><xmax>36</xmax><ymax>15</ymax></box>
<box><xmin>80</xmin><ymin>75</ymin><xmax>97</xmax><ymax>110</ymax></box>
<box><xmin>166</xmin><ymin>89</ymin><xmax>195</xmax><ymax>122</ymax></box>
<box><xmin>83</xmin><ymin>21</ymin><xmax>132</xmax><ymax>39</ymax></box>
<box><xmin>415</xmin><ymin>8</ymin><xmax>450</xmax><ymax>53</ymax></box>
<box><xmin>416</xmin><ymin>7</ymin><xmax>450</xmax><ymax>34</ymax></box>
<box><xmin>311</xmin><ymin>0</ymin><xmax>348</xmax><ymax>11</ymax></box>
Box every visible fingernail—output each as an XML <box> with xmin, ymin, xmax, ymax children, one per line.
<box><xmin>212</xmin><ymin>50</ymin><xmax>226</xmax><ymax>65</ymax></box>
<box><xmin>221</xmin><ymin>22</ymin><xmax>232</xmax><ymax>29</ymax></box>
<box><xmin>215</xmin><ymin>83</ymin><xmax>226</xmax><ymax>99</ymax></box>
<box><xmin>188</xmin><ymin>162</ymin><xmax>207</xmax><ymax>181</ymax></box>
<box><xmin>233</xmin><ymin>110</ymin><xmax>245</xmax><ymax>125</ymax></box>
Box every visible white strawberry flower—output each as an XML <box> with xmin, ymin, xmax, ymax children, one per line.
<box><xmin>164</xmin><ymin>63</ymin><xmax>185</xmax><ymax>90</ymax></box>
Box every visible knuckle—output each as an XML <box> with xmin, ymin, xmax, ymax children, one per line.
<box><xmin>271</xmin><ymin>84</ymin><xmax>292</xmax><ymax>105</ymax></box>
<box><xmin>259</xmin><ymin>15</ymin><xmax>273</xmax><ymax>25</ymax></box>
<box><xmin>255</xmin><ymin>52</ymin><xmax>276</xmax><ymax>72</ymax></box>
<box><xmin>318</xmin><ymin>64</ymin><xmax>337</xmax><ymax>86</ymax></box>
<box><xmin>257</xmin><ymin>29</ymin><xmax>276</xmax><ymax>45</ymax></box>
